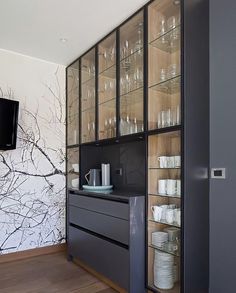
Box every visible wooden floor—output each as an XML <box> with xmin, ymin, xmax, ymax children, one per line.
<box><xmin>0</xmin><ymin>252</ymin><xmax>117</xmax><ymax>293</ymax></box>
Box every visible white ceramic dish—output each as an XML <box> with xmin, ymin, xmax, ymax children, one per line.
<box><xmin>82</xmin><ymin>185</ymin><xmax>113</xmax><ymax>191</ymax></box>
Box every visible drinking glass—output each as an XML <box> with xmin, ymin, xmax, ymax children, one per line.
<box><xmin>160</xmin><ymin>68</ymin><xmax>167</xmax><ymax>82</ymax></box>
<box><xmin>135</xmin><ymin>22</ymin><xmax>143</xmax><ymax>53</ymax></box>
<box><xmin>170</xmin><ymin>28</ymin><xmax>180</xmax><ymax>50</ymax></box>
<box><xmin>161</xmin><ymin>111</ymin><xmax>167</xmax><ymax>128</ymax></box>
<box><xmin>168</xmin><ymin>63</ymin><xmax>179</xmax><ymax>79</ymax></box>
<box><xmin>167</xmin><ymin>15</ymin><xmax>178</xmax><ymax>31</ymax></box>
<box><xmin>155</xmin><ymin>14</ymin><xmax>166</xmax><ymax>37</ymax></box>
<box><xmin>103</xmin><ymin>50</ymin><xmax>108</xmax><ymax>68</ymax></box>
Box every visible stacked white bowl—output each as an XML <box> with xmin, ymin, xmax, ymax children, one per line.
<box><xmin>154</xmin><ymin>250</ymin><xmax>174</xmax><ymax>290</ymax></box>
<box><xmin>151</xmin><ymin>231</ymin><xmax>168</xmax><ymax>248</ymax></box>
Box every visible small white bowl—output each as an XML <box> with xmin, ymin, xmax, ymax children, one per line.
<box><xmin>71</xmin><ymin>178</ymin><xmax>79</xmax><ymax>188</ymax></box>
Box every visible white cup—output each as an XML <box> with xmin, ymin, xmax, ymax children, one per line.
<box><xmin>160</xmin><ymin>205</ymin><xmax>168</xmax><ymax>221</ymax></box>
<box><xmin>174</xmin><ymin>156</ymin><xmax>181</xmax><ymax>168</ymax></box>
<box><xmin>168</xmin><ymin>204</ymin><xmax>176</xmax><ymax>209</ymax></box>
<box><xmin>168</xmin><ymin>156</ymin><xmax>175</xmax><ymax>168</ymax></box>
<box><xmin>158</xmin><ymin>156</ymin><xmax>168</xmax><ymax>168</ymax></box>
<box><xmin>71</xmin><ymin>178</ymin><xmax>79</xmax><ymax>188</ymax></box>
<box><xmin>166</xmin><ymin>208</ymin><xmax>174</xmax><ymax>224</ymax></box>
<box><xmin>72</xmin><ymin>163</ymin><xmax>79</xmax><ymax>173</ymax></box>
<box><xmin>176</xmin><ymin>180</ymin><xmax>181</xmax><ymax>196</ymax></box>
<box><xmin>151</xmin><ymin>206</ymin><xmax>162</xmax><ymax>222</ymax></box>
<box><xmin>158</xmin><ymin>179</ymin><xmax>167</xmax><ymax>195</ymax></box>
<box><xmin>166</xmin><ymin>179</ymin><xmax>176</xmax><ymax>195</ymax></box>
<box><xmin>174</xmin><ymin>208</ymin><xmax>181</xmax><ymax>226</ymax></box>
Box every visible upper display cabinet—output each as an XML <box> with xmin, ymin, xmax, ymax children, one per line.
<box><xmin>148</xmin><ymin>0</ymin><xmax>181</xmax><ymax>131</ymax></box>
<box><xmin>119</xmin><ymin>11</ymin><xmax>144</xmax><ymax>136</ymax></box>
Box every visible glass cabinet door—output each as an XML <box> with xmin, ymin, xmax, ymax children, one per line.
<box><xmin>148</xmin><ymin>131</ymin><xmax>181</xmax><ymax>293</ymax></box>
<box><xmin>147</xmin><ymin>0</ymin><xmax>181</xmax><ymax>292</ymax></box>
<box><xmin>119</xmin><ymin>11</ymin><xmax>144</xmax><ymax>136</ymax></box>
<box><xmin>81</xmin><ymin>48</ymin><xmax>96</xmax><ymax>143</ymax></box>
<box><xmin>67</xmin><ymin>147</ymin><xmax>80</xmax><ymax>189</ymax></box>
<box><xmin>148</xmin><ymin>0</ymin><xmax>181</xmax><ymax>130</ymax></box>
<box><xmin>67</xmin><ymin>61</ymin><xmax>79</xmax><ymax>146</ymax></box>
<box><xmin>98</xmin><ymin>32</ymin><xmax>116</xmax><ymax>140</ymax></box>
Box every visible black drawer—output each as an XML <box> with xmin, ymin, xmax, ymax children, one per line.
<box><xmin>69</xmin><ymin>206</ymin><xmax>129</xmax><ymax>245</ymax></box>
<box><xmin>68</xmin><ymin>225</ymin><xmax>129</xmax><ymax>290</ymax></box>
<box><xmin>68</xmin><ymin>193</ymin><xmax>129</xmax><ymax>220</ymax></box>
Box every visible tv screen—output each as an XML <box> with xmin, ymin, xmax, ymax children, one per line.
<box><xmin>0</xmin><ymin>98</ymin><xmax>19</xmax><ymax>150</ymax></box>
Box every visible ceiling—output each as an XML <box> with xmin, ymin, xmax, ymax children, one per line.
<box><xmin>0</xmin><ymin>0</ymin><xmax>148</xmax><ymax>66</ymax></box>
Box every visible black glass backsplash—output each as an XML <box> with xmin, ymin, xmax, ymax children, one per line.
<box><xmin>80</xmin><ymin>140</ymin><xmax>146</xmax><ymax>194</ymax></box>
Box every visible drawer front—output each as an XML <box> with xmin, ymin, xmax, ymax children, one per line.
<box><xmin>68</xmin><ymin>226</ymin><xmax>129</xmax><ymax>290</ymax></box>
<box><xmin>68</xmin><ymin>193</ymin><xmax>129</xmax><ymax>220</ymax></box>
<box><xmin>69</xmin><ymin>206</ymin><xmax>129</xmax><ymax>245</ymax></box>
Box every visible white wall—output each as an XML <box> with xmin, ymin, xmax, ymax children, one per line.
<box><xmin>0</xmin><ymin>49</ymin><xmax>65</xmax><ymax>254</ymax></box>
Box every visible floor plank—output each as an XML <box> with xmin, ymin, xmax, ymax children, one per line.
<box><xmin>0</xmin><ymin>252</ymin><xmax>117</xmax><ymax>293</ymax></box>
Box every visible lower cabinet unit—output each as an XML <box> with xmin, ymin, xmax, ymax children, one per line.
<box><xmin>67</xmin><ymin>190</ymin><xmax>145</xmax><ymax>293</ymax></box>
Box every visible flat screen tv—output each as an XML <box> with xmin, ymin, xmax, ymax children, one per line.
<box><xmin>0</xmin><ymin>98</ymin><xmax>19</xmax><ymax>150</ymax></box>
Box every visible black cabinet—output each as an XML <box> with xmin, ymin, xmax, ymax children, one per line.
<box><xmin>66</xmin><ymin>0</ymin><xmax>209</xmax><ymax>292</ymax></box>
<box><xmin>67</xmin><ymin>191</ymin><xmax>145</xmax><ymax>293</ymax></box>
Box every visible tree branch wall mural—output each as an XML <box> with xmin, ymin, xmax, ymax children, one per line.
<box><xmin>0</xmin><ymin>51</ymin><xmax>65</xmax><ymax>254</ymax></box>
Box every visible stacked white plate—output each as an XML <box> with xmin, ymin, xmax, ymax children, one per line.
<box><xmin>154</xmin><ymin>251</ymin><xmax>174</xmax><ymax>290</ymax></box>
<box><xmin>151</xmin><ymin>231</ymin><xmax>168</xmax><ymax>248</ymax></box>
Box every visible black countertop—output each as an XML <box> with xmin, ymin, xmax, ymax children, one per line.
<box><xmin>68</xmin><ymin>188</ymin><xmax>145</xmax><ymax>201</ymax></box>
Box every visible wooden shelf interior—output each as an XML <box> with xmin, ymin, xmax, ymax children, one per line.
<box><xmin>148</xmin><ymin>44</ymin><xmax>180</xmax><ymax>89</ymax></box>
<box><xmin>148</xmin><ymin>131</ymin><xmax>181</xmax><ymax>166</ymax></box>
<box><xmin>148</xmin><ymin>78</ymin><xmax>180</xmax><ymax>130</ymax></box>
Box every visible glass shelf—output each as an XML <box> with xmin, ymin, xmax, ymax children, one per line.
<box><xmin>149</xmin><ymin>243</ymin><xmax>180</xmax><ymax>257</ymax></box>
<box><xmin>120</xmin><ymin>87</ymin><xmax>143</xmax><ymax>107</ymax></box>
<box><xmin>150</xmin><ymin>26</ymin><xmax>180</xmax><ymax>53</ymax></box>
<box><xmin>81</xmin><ymin>106</ymin><xmax>96</xmax><ymax>113</ymax></box>
<box><xmin>99</xmin><ymin>97</ymin><xmax>116</xmax><ymax>107</ymax></box>
<box><xmin>81</xmin><ymin>75</ymin><xmax>95</xmax><ymax>86</ymax></box>
<box><xmin>120</xmin><ymin>85</ymin><xmax>143</xmax><ymax>98</ymax></box>
<box><xmin>149</xmin><ymin>75</ymin><xmax>181</xmax><ymax>94</ymax></box>
<box><xmin>149</xmin><ymin>218</ymin><xmax>181</xmax><ymax>228</ymax></box>
<box><xmin>149</xmin><ymin>193</ymin><xmax>181</xmax><ymax>199</ymax></box>
<box><xmin>120</xmin><ymin>47</ymin><xmax>143</xmax><ymax>63</ymax></box>
<box><xmin>99</xmin><ymin>63</ymin><xmax>116</xmax><ymax>79</ymax></box>
<box><xmin>120</xmin><ymin>49</ymin><xmax>143</xmax><ymax>73</ymax></box>
<box><xmin>149</xmin><ymin>167</ymin><xmax>180</xmax><ymax>170</ymax></box>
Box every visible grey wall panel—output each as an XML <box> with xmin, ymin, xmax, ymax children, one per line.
<box><xmin>183</xmin><ymin>0</ymin><xmax>209</xmax><ymax>292</ymax></box>
<box><xmin>210</xmin><ymin>0</ymin><xmax>236</xmax><ymax>292</ymax></box>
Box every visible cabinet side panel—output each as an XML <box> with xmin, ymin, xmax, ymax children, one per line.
<box><xmin>183</xmin><ymin>0</ymin><xmax>209</xmax><ymax>292</ymax></box>
<box><xmin>210</xmin><ymin>0</ymin><xmax>236</xmax><ymax>292</ymax></box>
